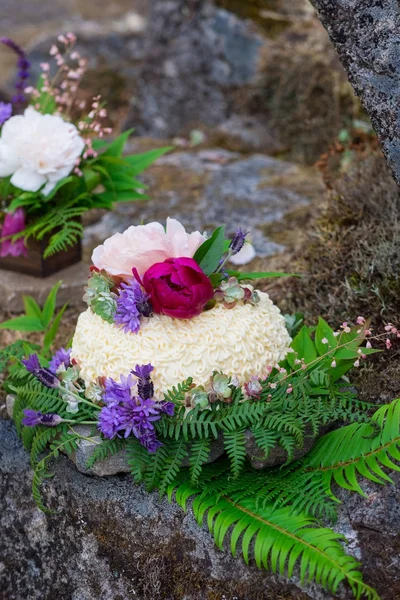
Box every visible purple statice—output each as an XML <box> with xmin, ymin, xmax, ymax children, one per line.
<box><xmin>0</xmin><ymin>209</ymin><xmax>27</xmax><ymax>258</ymax></box>
<box><xmin>159</xmin><ymin>401</ymin><xmax>175</xmax><ymax>417</ymax></box>
<box><xmin>131</xmin><ymin>363</ymin><xmax>154</xmax><ymax>400</ymax></box>
<box><xmin>0</xmin><ymin>102</ymin><xmax>12</xmax><ymax>126</ymax></box>
<box><xmin>22</xmin><ymin>354</ymin><xmax>60</xmax><ymax>388</ymax></box>
<box><xmin>0</xmin><ymin>37</ymin><xmax>30</xmax><ymax>105</ymax></box>
<box><xmin>103</xmin><ymin>374</ymin><xmax>135</xmax><ymax>407</ymax></box>
<box><xmin>49</xmin><ymin>347</ymin><xmax>72</xmax><ymax>374</ymax></box>
<box><xmin>229</xmin><ymin>227</ymin><xmax>248</xmax><ymax>255</ymax></box>
<box><xmin>22</xmin><ymin>409</ymin><xmax>64</xmax><ymax>427</ymax></box>
<box><xmin>114</xmin><ymin>279</ymin><xmax>152</xmax><ymax>334</ymax></box>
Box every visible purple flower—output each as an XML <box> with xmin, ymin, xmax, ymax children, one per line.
<box><xmin>138</xmin><ymin>429</ymin><xmax>162</xmax><ymax>453</ymax></box>
<box><xmin>0</xmin><ymin>209</ymin><xmax>27</xmax><ymax>258</ymax></box>
<box><xmin>22</xmin><ymin>353</ymin><xmax>60</xmax><ymax>388</ymax></box>
<box><xmin>119</xmin><ymin>396</ymin><xmax>161</xmax><ymax>438</ymax></box>
<box><xmin>49</xmin><ymin>347</ymin><xmax>72</xmax><ymax>374</ymax></box>
<box><xmin>22</xmin><ymin>409</ymin><xmax>63</xmax><ymax>427</ymax></box>
<box><xmin>229</xmin><ymin>227</ymin><xmax>248</xmax><ymax>255</ymax></box>
<box><xmin>98</xmin><ymin>405</ymin><xmax>126</xmax><ymax>439</ymax></box>
<box><xmin>114</xmin><ymin>280</ymin><xmax>152</xmax><ymax>334</ymax></box>
<box><xmin>132</xmin><ymin>364</ymin><xmax>154</xmax><ymax>378</ymax></box>
<box><xmin>103</xmin><ymin>374</ymin><xmax>135</xmax><ymax>407</ymax></box>
<box><xmin>0</xmin><ymin>102</ymin><xmax>12</xmax><ymax>126</ymax></box>
<box><xmin>0</xmin><ymin>38</ymin><xmax>30</xmax><ymax>106</ymax></box>
<box><xmin>159</xmin><ymin>401</ymin><xmax>175</xmax><ymax>417</ymax></box>
<box><xmin>131</xmin><ymin>363</ymin><xmax>154</xmax><ymax>400</ymax></box>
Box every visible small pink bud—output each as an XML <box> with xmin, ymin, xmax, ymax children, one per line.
<box><xmin>366</xmin><ymin>341</ymin><xmax>372</xmax><ymax>349</ymax></box>
<box><xmin>321</xmin><ymin>337</ymin><xmax>329</xmax><ymax>345</ymax></box>
<box><xmin>49</xmin><ymin>45</ymin><xmax>58</xmax><ymax>56</ymax></box>
<box><xmin>386</xmin><ymin>339</ymin><xmax>392</xmax><ymax>350</ymax></box>
<box><xmin>333</xmin><ymin>331</ymin><xmax>340</xmax><ymax>337</ymax></box>
<box><xmin>365</xmin><ymin>329</ymin><xmax>372</xmax><ymax>336</ymax></box>
<box><xmin>66</xmin><ymin>32</ymin><xmax>77</xmax><ymax>43</ymax></box>
<box><xmin>384</xmin><ymin>325</ymin><xmax>392</xmax><ymax>332</ymax></box>
<box><xmin>40</xmin><ymin>62</ymin><xmax>50</xmax><ymax>72</ymax></box>
<box><xmin>356</xmin><ymin>316</ymin><xmax>365</xmax><ymax>325</ymax></box>
<box><xmin>57</xmin><ymin>34</ymin><xmax>68</xmax><ymax>44</ymax></box>
<box><xmin>331</xmin><ymin>360</ymin><xmax>336</xmax><ymax>368</ymax></box>
<box><xmin>286</xmin><ymin>386</ymin><xmax>293</xmax><ymax>394</ymax></box>
<box><xmin>353</xmin><ymin>359</ymin><xmax>360</xmax><ymax>367</ymax></box>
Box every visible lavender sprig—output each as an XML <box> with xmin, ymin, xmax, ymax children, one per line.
<box><xmin>0</xmin><ymin>37</ymin><xmax>30</xmax><ymax>106</ymax></box>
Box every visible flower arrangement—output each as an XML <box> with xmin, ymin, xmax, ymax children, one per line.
<box><xmin>84</xmin><ymin>218</ymin><xmax>272</xmax><ymax>330</ymax></box>
<box><xmin>0</xmin><ymin>34</ymin><xmax>169</xmax><ymax>261</ymax></box>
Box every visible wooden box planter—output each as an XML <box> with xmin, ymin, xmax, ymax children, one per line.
<box><xmin>0</xmin><ymin>236</ymin><xmax>82</xmax><ymax>278</ymax></box>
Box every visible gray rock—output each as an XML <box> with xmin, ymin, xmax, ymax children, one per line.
<box><xmin>125</xmin><ymin>0</ymin><xmax>266</xmax><ymax>137</ymax></box>
<box><xmin>69</xmin><ymin>425</ymin><xmax>225</xmax><ymax>477</ymax></box>
<box><xmin>2</xmin><ymin>418</ymin><xmax>400</xmax><ymax>600</ymax></box>
<box><xmin>0</xmin><ymin>261</ymin><xmax>89</xmax><ymax>312</ymax></box>
<box><xmin>310</xmin><ymin>0</ymin><xmax>400</xmax><ymax>185</ymax></box>
<box><xmin>84</xmin><ymin>149</ymin><xmax>323</xmax><ymax>259</ymax></box>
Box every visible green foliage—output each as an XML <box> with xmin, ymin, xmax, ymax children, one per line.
<box><xmin>2</xmin><ymin>132</ymin><xmax>171</xmax><ymax>256</ymax></box>
<box><xmin>0</xmin><ymin>282</ymin><xmax>66</xmax><ymax>356</ymax></box>
<box><xmin>85</xmin><ymin>437</ymin><xmax>125</xmax><ymax>470</ymax></box>
<box><xmin>193</xmin><ymin>226</ymin><xmax>225</xmax><ymax>275</ymax></box>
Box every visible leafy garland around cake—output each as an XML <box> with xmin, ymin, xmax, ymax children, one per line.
<box><xmin>2</xmin><ymin>223</ymin><xmax>400</xmax><ymax>600</ymax></box>
<box><xmin>0</xmin><ymin>34</ymin><xmax>169</xmax><ymax>258</ymax></box>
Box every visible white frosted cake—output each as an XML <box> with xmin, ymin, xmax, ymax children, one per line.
<box><xmin>71</xmin><ymin>218</ymin><xmax>291</xmax><ymax>397</ymax></box>
<box><xmin>71</xmin><ymin>290</ymin><xmax>290</xmax><ymax>397</ymax></box>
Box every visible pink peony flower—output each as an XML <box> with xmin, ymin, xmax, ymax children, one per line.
<box><xmin>142</xmin><ymin>257</ymin><xmax>214</xmax><ymax>319</ymax></box>
<box><xmin>91</xmin><ymin>218</ymin><xmax>206</xmax><ymax>279</ymax></box>
<box><xmin>0</xmin><ymin>208</ymin><xmax>27</xmax><ymax>257</ymax></box>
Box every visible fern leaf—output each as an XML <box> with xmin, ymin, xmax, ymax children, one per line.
<box><xmin>85</xmin><ymin>437</ymin><xmax>124</xmax><ymax>470</ymax></box>
<box><xmin>223</xmin><ymin>428</ymin><xmax>247</xmax><ymax>478</ymax></box>
<box><xmin>126</xmin><ymin>437</ymin><xmax>153</xmax><ymax>483</ymax></box>
<box><xmin>158</xmin><ymin>439</ymin><xmax>188</xmax><ymax>496</ymax></box>
<box><xmin>191</xmin><ymin>494</ymin><xmax>379</xmax><ymax>600</ymax></box>
<box><xmin>189</xmin><ymin>437</ymin><xmax>211</xmax><ymax>483</ymax></box>
<box><xmin>303</xmin><ymin>397</ymin><xmax>400</xmax><ymax>498</ymax></box>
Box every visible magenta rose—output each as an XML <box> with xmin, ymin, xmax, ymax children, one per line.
<box><xmin>142</xmin><ymin>257</ymin><xmax>214</xmax><ymax>319</ymax></box>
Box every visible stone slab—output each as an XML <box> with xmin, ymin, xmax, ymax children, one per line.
<box><xmin>0</xmin><ymin>261</ymin><xmax>90</xmax><ymax>312</ymax></box>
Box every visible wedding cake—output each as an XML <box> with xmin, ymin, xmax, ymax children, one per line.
<box><xmin>71</xmin><ymin>218</ymin><xmax>291</xmax><ymax>397</ymax></box>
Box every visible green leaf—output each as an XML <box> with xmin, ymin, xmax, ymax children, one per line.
<box><xmin>227</xmin><ymin>270</ymin><xmax>299</xmax><ymax>281</ymax></box>
<box><xmin>123</xmin><ymin>147</ymin><xmax>173</xmax><ymax>175</ymax></box>
<box><xmin>315</xmin><ymin>318</ymin><xmax>338</xmax><ymax>356</ymax></box>
<box><xmin>22</xmin><ymin>296</ymin><xmax>43</xmax><ymax>321</ymax></box>
<box><xmin>287</xmin><ymin>325</ymin><xmax>317</xmax><ymax>367</ymax></box>
<box><xmin>43</xmin><ymin>303</ymin><xmax>68</xmax><ymax>354</ymax></box>
<box><xmin>42</xmin><ymin>281</ymin><xmax>62</xmax><ymax>327</ymax></box>
<box><xmin>193</xmin><ymin>226</ymin><xmax>225</xmax><ymax>275</ymax></box>
<box><xmin>99</xmin><ymin>129</ymin><xmax>134</xmax><ymax>157</ymax></box>
<box><xmin>0</xmin><ymin>315</ymin><xmax>44</xmax><ymax>332</ymax></box>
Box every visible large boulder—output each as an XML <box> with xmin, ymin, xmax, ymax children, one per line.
<box><xmin>1</xmin><ymin>417</ymin><xmax>400</xmax><ymax>600</ymax></box>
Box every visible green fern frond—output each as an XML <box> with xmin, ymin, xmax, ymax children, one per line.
<box><xmin>30</xmin><ymin>427</ymin><xmax>61</xmax><ymax>467</ymax></box>
<box><xmin>303</xmin><ymin>397</ymin><xmax>400</xmax><ymax>498</ymax></box>
<box><xmin>126</xmin><ymin>437</ymin><xmax>154</xmax><ymax>483</ymax></box>
<box><xmin>181</xmin><ymin>491</ymin><xmax>378</xmax><ymax>599</ymax></box>
<box><xmin>158</xmin><ymin>439</ymin><xmax>188</xmax><ymax>496</ymax></box>
<box><xmin>11</xmin><ymin>379</ymin><xmax>66</xmax><ymax>415</ymax></box>
<box><xmin>85</xmin><ymin>437</ymin><xmax>125</xmax><ymax>470</ymax></box>
<box><xmin>163</xmin><ymin>378</ymin><xmax>193</xmax><ymax>404</ymax></box>
<box><xmin>189</xmin><ymin>437</ymin><xmax>211</xmax><ymax>483</ymax></box>
<box><xmin>44</xmin><ymin>219</ymin><xmax>84</xmax><ymax>257</ymax></box>
<box><xmin>223</xmin><ymin>428</ymin><xmax>247</xmax><ymax>477</ymax></box>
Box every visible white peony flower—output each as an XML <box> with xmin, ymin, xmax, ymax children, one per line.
<box><xmin>92</xmin><ymin>218</ymin><xmax>206</xmax><ymax>278</ymax></box>
<box><xmin>0</xmin><ymin>107</ymin><xmax>85</xmax><ymax>195</ymax></box>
